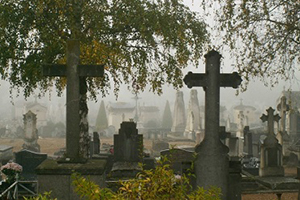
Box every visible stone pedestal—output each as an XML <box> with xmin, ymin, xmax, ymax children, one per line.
<box><xmin>259</xmin><ymin>135</ymin><xmax>284</xmax><ymax>177</ymax></box>
<box><xmin>36</xmin><ymin>159</ymin><xmax>107</xmax><ymax>200</ymax></box>
<box><xmin>195</xmin><ymin>139</ymin><xmax>229</xmax><ymax>199</ymax></box>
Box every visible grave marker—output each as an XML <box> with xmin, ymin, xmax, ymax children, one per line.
<box><xmin>43</xmin><ymin>40</ymin><xmax>104</xmax><ymax>162</ymax></box>
<box><xmin>259</xmin><ymin>107</ymin><xmax>284</xmax><ymax>177</ymax></box>
<box><xmin>183</xmin><ymin>50</ymin><xmax>242</xmax><ymax>200</ymax></box>
<box><xmin>277</xmin><ymin>96</ymin><xmax>289</xmax><ymax>148</ymax></box>
<box><xmin>23</xmin><ymin>111</ymin><xmax>40</xmax><ymax>152</ymax></box>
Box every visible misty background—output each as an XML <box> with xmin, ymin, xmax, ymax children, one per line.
<box><xmin>0</xmin><ymin>0</ymin><xmax>299</xmax><ymax>129</ymax></box>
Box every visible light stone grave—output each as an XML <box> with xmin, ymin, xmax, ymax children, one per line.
<box><xmin>23</xmin><ymin>111</ymin><xmax>40</xmax><ymax>152</ymax></box>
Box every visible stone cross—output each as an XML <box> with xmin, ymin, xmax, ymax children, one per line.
<box><xmin>43</xmin><ymin>40</ymin><xmax>104</xmax><ymax>162</ymax></box>
<box><xmin>183</xmin><ymin>50</ymin><xmax>242</xmax><ymax>200</ymax></box>
<box><xmin>260</xmin><ymin>107</ymin><xmax>280</xmax><ymax>136</ymax></box>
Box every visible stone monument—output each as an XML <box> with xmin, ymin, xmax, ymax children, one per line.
<box><xmin>184</xmin><ymin>89</ymin><xmax>201</xmax><ymax>139</ymax></box>
<box><xmin>277</xmin><ymin>95</ymin><xmax>290</xmax><ymax>156</ymax></box>
<box><xmin>171</xmin><ymin>91</ymin><xmax>186</xmax><ymax>135</ymax></box>
<box><xmin>36</xmin><ymin>40</ymin><xmax>106</xmax><ymax>200</ymax></box>
<box><xmin>259</xmin><ymin>107</ymin><xmax>284</xmax><ymax>177</ymax></box>
<box><xmin>23</xmin><ymin>110</ymin><xmax>40</xmax><ymax>152</ymax></box>
<box><xmin>184</xmin><ymin>50</ymin><xmax>242</xmax><ymax>200</ymax></box>
<box><xmin>110</xmin><ymin>121</ymin><xmax>143</xmax><ymax>178</ymax></box>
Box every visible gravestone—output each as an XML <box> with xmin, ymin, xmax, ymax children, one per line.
<box><xmin>287</xmin><ymin>152</ymin><xmax>298</xmax><ymax>167</ymax></box>
<box><xmin>184</xmin><ymin>89</ymin><xmax>201</xmax><ymax>139</ymax></box>
<box><xmin>277</xmin><ymin>96</ymin><xmax>290</xmax><ymax>156</ymax></box>
<box><xmin>236</xmin><ymin>110</ymin><xmax>245</xmax><ymax>137</ymax></box>
<box><xmin>0</xmin><ymin>145</ymin><xmax>13</xmax><ymax>164</ymax></box>
<box><xmin>243</xmin><ymin>126</ymin><xmax>253</xmax><ymax>158</ymax></box>
<box><xmin>184</xmin><ymin>50</ymin><xmax>242</xmax><ymax>200</ymax></box>
<box><xmin>15</xmin><ymin>149</ymin><xmax>47</xmax><ymax>180</ymax></box>
<box><xmin>160</xmin><ymin>148</ymin><xmax>194</xmax><ymax>175</ymax></box>
<box><xmin>171</xmin><ymin>91</ymin><xmax>186</xmax><ymax>135</ymax></box>
<box><xmin>90</xmin><ymin>132</ymin><xmax>100</xmax><ymax>156</ymax></box>
<box><xmin>219</xmin><ymin>126</ymin><xmax>231</xmax><ymax>144</ymax></box>
<box><xmin>43</xmin><ymin>40</ymin><xmax>104</xmax><ymax>162</ymax></box>
<box><xmin>110</xmin><ymin>121</ymin><xmax>143</xmax><ymax>178</ymax></box>
<box><xmin>259</xmin><ymin>107</ymin><xmax>284</xmax><ymax>177</ymax></box>
<box><xmin>23</xmin><ymin>111</ymin><xmax>40</xmax><ymax>152</ymax></box>
<box><xmin>151</xmin><ymin>140</ymin><xmax>169</xmax><ymax>157</ymax></box>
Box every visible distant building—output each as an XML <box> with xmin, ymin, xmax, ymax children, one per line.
<box><xmin>106</xmin><ymin>102</ymin><xmax>135</xmax><ymax>130</ymax></box>
<box><xmin>25</xmin><ymin>100</ymin><xmax>48</xmax><ymax>127</ymax></box>
<box><xmin>139</xmin><ymin>106</ymin><xmax>160</xmax><ymax>128</ymax></box>
<box><xmin>233</xmin><ymin>100</ymin><xmax>258</xmax><ymax>127</ymax></box>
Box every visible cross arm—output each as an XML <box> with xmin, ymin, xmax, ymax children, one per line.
<box><xmin>260</xmin><ymin>114</ymin><xmax>268</xmax><ymax>122</ymax></box>
<box><xmin>183</xmin><ymin>71</ymin><xmax>242</xmax><ymax>89</ymax></box>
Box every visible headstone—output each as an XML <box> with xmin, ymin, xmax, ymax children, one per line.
<box><xmin>236</xmin><ymin>110</ymin><xmax>245</xmax><ymax>137</ymax></box>
<box><xmin>259</xmin><ymin>107</ymin><xmax>284</xmax><ymax>177</ymax></box>
<box><xmin>287</xmin><ymin>152</ymin><xmax>298</xmax><ymax>167</ymax></box>
<box><xmin>0</xmin><ymin>145</ymin><xmax>13</xmax><ymax>164</ymax></box>
<box><xmin>90</xmin><ymin>132</ymin><xmax>100</xmax><ymax>155</ymax></box>
<box><xmin>243</xmin><ymin>126</ymin><xmax>253</xmax><ymax>158</ymax></box>
<box><xmin>23</xmin><ymin>110</ymin><xmax>40</xmax><ymax>152</ymax></box>
<box><xmin>219</xmin><ymin>126</ymin><xmax>231</xmax><ymax>144</ymax></box>
<box><xmin>277</xmin><ymin>96</ymin><xmax>290</xmax><ymax>156</ymax></box>
<box><xmin>160</xmin><ymin>148</ymin><xmax>194</xmax><ymax>175</ymax></box>
<box><xmin>43</xmin><ymin>40</ymin><xmax>104</xmax><ymax>162</ymax></box>
<box><xmin>110</xmin><ymin>121</ymin><xmax>143</xmax><ymax>178</ymax></box>
<box><xmin>183</xmin><ymin>50</ymin><xmax>242</xmax><ymax>200</ymax></box>
<box><xmin>15</xmin><ymin>149</ymin><xmax>47</xmax><ymax>180</ymax></box>
<box><xmin>184</xmin><ymin>89</ymin><xmax>201</xmax><ymax>139</ymax></box>
<box><xmin>151</xmin><ymin>140</ymin><xmax>169</xmax><ymax>157</ymax></box>
<box><xmin>171</xmin><ymin>91</ymin><xmax>186</xmax><ymax>135</ymax></box>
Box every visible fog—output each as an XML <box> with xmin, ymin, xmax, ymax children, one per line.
<box><xmin>0</xmin><ymin>0</ymin><xmax>298</xmax><ymax>127</ymax></box>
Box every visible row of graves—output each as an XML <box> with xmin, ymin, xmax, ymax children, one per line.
<box><xmin>1</xmin><ymin>44</ymin><xmax>300</xmax><ymax>199</ymax></box>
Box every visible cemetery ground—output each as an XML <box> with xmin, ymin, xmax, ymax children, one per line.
<box><xmin>0</xmin><ymin>137</ymin><xmax>298</xmax><ymax>200</ymax></box>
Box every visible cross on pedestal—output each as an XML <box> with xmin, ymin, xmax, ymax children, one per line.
<box><xmin>183</xmin><ymin>50</ymin><xmax>242</xmax><ymax>200</ymax></box>
<box><xmin>260</xmin><ymin>107</ymin><xmax>280</xmax><ymax>136</ymax></box>
<box><xmin>43</xmin><ymin>40</ymin><xmax>104</xmax><ymax>163</ymax></box>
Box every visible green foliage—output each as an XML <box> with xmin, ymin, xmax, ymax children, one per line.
<box><xmin>0</xmin><ymin>0</ymin><xmax>209</xmax><ymax>99</ymax></box>
<box><xmin>95</xmin><ymin>100</ymin><xmax>108</xmax><ymax>132</ymax></box>
<box><xmin>71</xmin><ymin>157</ymin><xmax>221</xmax><ymax>200</ymax></box>
<box><xmin>161</xmin><ymin>100</ymin><xmax>173</xmax><ymax>130</ymax></box>
<box><xmin>24</xmin><ymin>191</ymin><xmax>57</xmax><ymax>200</ymax></box>
<box><xmin>201</xmin><ymin>0</ymin><xmax>299</xmax><ymax>90</ymax></box>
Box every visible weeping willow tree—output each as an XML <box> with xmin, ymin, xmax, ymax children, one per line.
<box><xmin>201</xmin><ymin>0</ymin><xmax>299</xmax><ymax>89</ymax></box>
<box><xmin>0</xmin><ymin>0</ymin><xmax>209</xmax><ymax>98</ymax></box>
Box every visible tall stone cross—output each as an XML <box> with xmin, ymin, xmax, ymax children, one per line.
<box><xmin>183</xmin><ymin>50</ymin><xmax>242</xmax><ymax>200</ymax></box>
<box><xmin>43</xmin><ymin>40</ymin><xmax>104</xmax><ymax>163</ymax></box>
<box><xmin>260</xmin><ymin>107</ymin><xmax>280</xmax><ymax>136</ymax></box>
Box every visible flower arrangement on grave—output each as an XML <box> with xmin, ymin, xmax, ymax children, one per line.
<box><xmin>1</xmin><ymin>161</ymin><xmax>23</xmax><ymax>184</ymax></box>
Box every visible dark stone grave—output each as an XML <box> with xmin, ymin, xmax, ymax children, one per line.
<box><xmin>110</xmin><ymin>121</ymin><xmax>143</xmax><ymax>178</ymax></box>
<box><xmin>15</xmin><ymin>149</ymin><xmax>47</xmax><ymax>180</ymax></box>
<box><xmin>0</xmin><ymin>145</ymin><xmax>13</xmax><ymax>164</ymax></box>
<box><xmin>151</xmin><ymin>140</ymin><xmax>169</xmax><ymax>157</ymax></box>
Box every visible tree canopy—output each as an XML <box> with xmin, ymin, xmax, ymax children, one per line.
<box><xmin>201</xmin><ymin>0</ymin><xmax>299</xmax><ymax>89</ymax></box>
<box><xmin>0</xmin><ymin>0</ymin><xmax>209</xmax><ymax>98</ymax></box>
